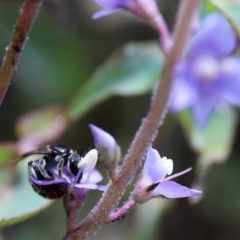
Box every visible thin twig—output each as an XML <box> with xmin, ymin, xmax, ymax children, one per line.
<box><xmin>136</xmin><ymin>0</ymin><xmax>172</xmax><ymax>53</ymax></box>
<box><xmin>0</xmin><ymin>0</ymin><xmax>43</xmax><ymax>105</ymax></box>
<box><xmin>105</xmin><ymin>199</ymin><xmax>136</xmax><ymax>223</ymax></box>
<box><xmin>62</xmin><ymin>0</ymin><xmax>201</xmax><ymax>239</ymax></box>
<box><xmin>152</xmin><ymin>12</ymin><xmax>172</xmax><ymax>53</ymax></box>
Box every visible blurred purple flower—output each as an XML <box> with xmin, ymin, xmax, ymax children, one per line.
<box><xmin>133</xmin><ymin>148</ymin><xmax>201</xmax><ymax>203</ymax></box>
<box><xmin>93</xmin><ymin>0</ymin><xmax>138</xmax><ymax>19</ymax></box>
<box><xmin>29</xmin><ymin>149</ymin><xmax>105</xmax><ymax>200</ymax></box>
<box><xmin>171</xmin><ymin>13</ymin><xmax>240</xmax><ymax>127</ymax></box>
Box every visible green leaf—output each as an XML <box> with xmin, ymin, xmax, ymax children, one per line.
<box><xmin>200</xmin><ymin>0</ymin><xmax>216</xmax><ymax>17</ymax></box>
<box><xmin>179</xmin><ymin>107</ymin><xmax>237</xmax><ymax>162</ymax></box>
<box><xmin>68</xmin><ymin>41</ymin><xmax>163</xmax><ymax>120</ymax></box>
<box><xmin>0</xmin><ymin>161</ymin><xmax>52</xmax><ymax>227</ymax></box>
<box><xmin>209</xmin><ymin>0</ymin><xmax>240</xmax><ymax>37</ymax></box>
<box><xmin>180</xmin><ymin>107</ymin><xmax>237</xmax><ymax>204</ymax></box>
<box><xmin>0</xmin><ymin>143</ymin><xmax>17</xmax><ymax>167</ymax></box>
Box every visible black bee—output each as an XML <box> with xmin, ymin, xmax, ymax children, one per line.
<box><xmin>22</xmin><ymin>144</ymin><xmax>83</xmax><ymax>199</ymax></box>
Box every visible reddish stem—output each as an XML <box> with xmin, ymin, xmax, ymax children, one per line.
<box><xmin>0</xmin><ymin>0</ymin><xmax>43</xmax><ymax>105</ymax></box>
<box><xmin>105</xmin><ymin>199</ymin><xmax>136</xmax><ymax>223</ymax></box>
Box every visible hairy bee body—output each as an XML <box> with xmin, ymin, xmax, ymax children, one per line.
<box><xmin>26</xmin><ymin>144</ymin><xmax>82</xmax><ymax>199</ymax></box>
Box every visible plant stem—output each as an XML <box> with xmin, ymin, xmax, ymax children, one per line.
<box><xmin>64</xmin><ymin>197</ymin><xmax>78</xmax><ymax>233</ymax></box>
<box><xmin>62</xmin><ymin>0</ymin><xmax>201</xmax><ymax>239</ymax></box>
<box><xmin>152</xmin><ymin>11</ymin><xmax>172</xmax><ymax>53</ymax></box>
<box><xmin>0</xmin><ymin>0</ymin><xmax>43</xmax><ymax>105</ymax></box>
<box><xmin>105</xmin><ymin>199</ymin><xmax>136</xmax><ymax>223</ymax></box>
<box><xmin>136</xmin><ymin>0</ymin><xmax>172</xmax><ymax>53</ymax></box>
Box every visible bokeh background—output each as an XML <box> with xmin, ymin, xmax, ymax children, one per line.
<box><xmin>1</xmin><ymin>0</ymin><xmax>240</xmax><ymax>240</ymax></box>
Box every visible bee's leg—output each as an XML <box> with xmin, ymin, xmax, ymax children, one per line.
<box><xmin>54</xmin><ymin>156</ymin><xmax>65</xmax><ymax>177</ymax></box>
<box><xmin>36</xmin><ymin>158</ymin><xmax>53</xmax><ymax>179</ymax></box>
<box><xmin>28</xmin><ymin>162</ymin><xmax>38</xmax><ymax>179</ymax></box>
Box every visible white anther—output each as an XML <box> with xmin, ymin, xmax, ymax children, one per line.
<box><xmin>161</xmin><ymin>156</ymin><xmax>173</xmax><ymax>175</ymax></box>
<box><xmin>77</xmin><ymin>149</ymin><xmax>98</xmax><ymax>173</ymax></box>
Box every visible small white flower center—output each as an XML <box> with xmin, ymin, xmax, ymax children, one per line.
<box><xmin>193</xmin><ymin>56</ymin><xmax>220</xmax><ymax>81</ymax></box>
<box><xmin>78</xmin><ymin>149</ymin><xmax>98</xmax><ymax>174</ymax></box>
<box><xmin>161</xmin><ymin>156</ymin><xmax>173</xmax><ymax>175</ymax></box>
<box><xmin>221</xmin><ymin>58</ymin><xmax>238</xmax><ymax>75</ymax></box>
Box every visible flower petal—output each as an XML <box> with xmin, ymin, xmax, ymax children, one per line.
<box><xmin>93</xmin><ymin>0</ymin><xmax>133</xmax><ymax>19</ymax></box>
<box><xmin>220</xmin><ymin>58</ymin><xmax>240</xmax><ymax>105</ymax></box>
<box><xmin>152</xmin><ymin>180</ymin><xmax>202</xmax><ymax>199</ymax></box>
<box><xmin>81</xmin><ymin>169</ymin><xmax>103</xmax><ymax>183</ymax></box>
<box><xmin>93</xmin><ymin>9</ymin><xmax>119</xmax><ymax>19</ymax></box>
<box><xmin>190</xmin><ymin>93</ymin><xmax>216</xmax><ymax>128</ymax></box>
<box><xmin>189</xmin><ymin>13</ymin><xmax>237</xmax><ymax>58</ymax></box>
<box><xmin>29</xmin><ymin>175</ymin><xmax>67</xmax><ymax>186</ymax></box>
<box><xmin>74</xmin><ymin>183</ymin><xmax>106</xmax><ymax>191</ymax></box>
<box><xmin>142</xmin><ymin>148</ymin><xmax>170</xmax><ymax>185</ymax></box>
<box><xmin>170</xmin><ymin>76</ymin><xmax>197</xmax><ymax>112</ymax></box>
<box><xmin>94</xmin><ymin>0</ymin><xmax>120</xmax><ymax>8</ymax></box>
<box><xmin>89</xmin><ymin>124</ymin><xmax>119</xmax><ymax>161</ymax></box>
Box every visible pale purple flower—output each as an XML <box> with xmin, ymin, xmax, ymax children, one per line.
<box><xmin>89</xmin><ymin>124</ymin><xmax>120</xmax><ymax>164</ymax></box>
<box><xmin>133</xmin><ymin>148</ymin><xmax>201</xmax><ymax>203</ymax></box>
<box><xmin>171</xmin><ymin>13</ymin><xmax>240</xmax><ymax>127</ymax></box>
<box><xmin>29</xmin><ymin>148</ymin><xmax>105</xmax><ymax>200</ymax></box>
<box><xmin>93</xmin><ymin>0</ymin><xmax>138</xmax><ymax>19</ymax></box>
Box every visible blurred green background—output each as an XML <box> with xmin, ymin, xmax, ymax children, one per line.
<box><xmin>1</xmin><ymin>0</ymin><xmax>240</xmax><ymax>240</ymax></box>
